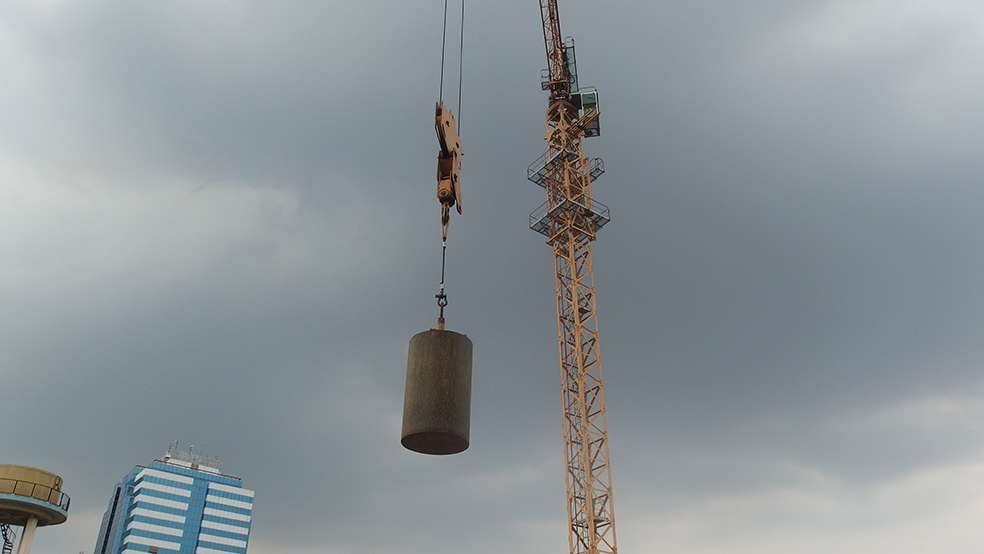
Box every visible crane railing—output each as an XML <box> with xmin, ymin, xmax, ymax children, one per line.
<box><xmin>529</xmin><ymin>198</ymin><xmax>610</xmax><ymax>237</ymax></box>
<box><xmin>528</xmin><ymin>153</ymin><xmax>604</xmax><ymax>188</ymax></box>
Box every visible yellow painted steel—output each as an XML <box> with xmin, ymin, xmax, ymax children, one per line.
<box><xmin>536</xmin><ymin>2</ymin><xmax>618</xmax><ymax>554</ymax></box>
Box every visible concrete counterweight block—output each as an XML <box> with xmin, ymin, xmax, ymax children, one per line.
<box><xmin>402</xmin><ymin>329</ymin><xmax>472</xmax><ymax>455</ymax></box>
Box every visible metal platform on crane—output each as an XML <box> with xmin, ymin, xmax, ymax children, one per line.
<box><xmin>529</xmin><ymin>197</ymin><xmax>610</xmax><ymax>237</ymax></box>
<box><xmin>528</xmin><ymin>152</ymin><xmax>605</xmax><ymax>188</ymax></box>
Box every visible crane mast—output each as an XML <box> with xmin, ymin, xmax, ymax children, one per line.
<box><xmin>529</xmin><ymin>3</ymin><xmax>617</xmax><ymax>554</ymax></box>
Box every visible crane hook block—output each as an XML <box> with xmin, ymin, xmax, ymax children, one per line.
<box><xmin>436</xmin><ymin>102</ymin><xmax>462</xmax><ymax>235</ymax></box>
<box><xmin>402</xmin><ymin>329</ymin><xmax>472</xmax><ymax>455</ymax></box>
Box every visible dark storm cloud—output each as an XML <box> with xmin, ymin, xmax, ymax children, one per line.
<box><xmin>3</xmin><ymin>1</ymin><xmax>984</xmax><ymax>553</ymax></box>
<box><xmin>3</xmin><ymin>0</ymin><xmax>444</xmax><ymax>190</ymax></box>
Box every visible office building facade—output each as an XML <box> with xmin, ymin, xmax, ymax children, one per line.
<box><xmin>94</xmin><ymin>444</ymin><xmax>254</xmax><ymax>554</ymax></box>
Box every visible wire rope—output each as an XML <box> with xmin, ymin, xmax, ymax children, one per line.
<box><xmin>435</xmin><ymin>0</ymin><xmax>465</xmax><ymax>324</ymax></box>
<box><xmin>456</xmin><ymin>0</ymin><xmax>465</xmax><ymax>130</ymax></box>
<box><xmin>439</xmin><ymin>0</ymin><xmax>449</xmax><ymax>103</ymax></box>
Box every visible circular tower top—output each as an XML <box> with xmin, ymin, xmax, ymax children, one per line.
<box><xmin>0</xmin><ymin>465</ymin><xmax>70</xmax><ymax>527</ymax></box>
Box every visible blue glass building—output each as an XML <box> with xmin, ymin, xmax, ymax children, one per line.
<box><xmin>93</xmin><ymin>445</ymin><xmax>254</xmax><ymax>554</ymax></box>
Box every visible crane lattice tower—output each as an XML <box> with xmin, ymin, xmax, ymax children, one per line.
<box><xmin>528</xmin><ymin>2</ymin><xmax>617</xmax><ymax>554</ymax></box>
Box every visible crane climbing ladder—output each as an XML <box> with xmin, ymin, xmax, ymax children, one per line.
<box><xmin>529</xmin><ymin>2</ymin><xmax>617</xmax><ymax>554</ymax></box>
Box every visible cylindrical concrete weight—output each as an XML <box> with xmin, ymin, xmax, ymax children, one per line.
<box><xmin>401</xmin><ymin>329</ymin><xmax>472</xmax><ymax>455</ymax></box>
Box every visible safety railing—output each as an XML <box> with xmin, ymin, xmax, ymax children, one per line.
<box><xmin>0</xmin><ymin>479</ymin><xmax>71</xmax><ymax>512</ymax></box>
<box><xmin>528</xmin><ymin>152</ymin><xmax>605</xmax><ymax>188</ymax></box>
<box><xmin>529</xmin><ymin>197</ymin><xmax>610</xmax><ymax>237</ymax></box>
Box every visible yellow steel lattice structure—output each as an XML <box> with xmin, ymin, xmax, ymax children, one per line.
<box><xmin>529</xmin><ymin>2</ymin><xmax>617</xmax><ymax>554</ymax></box>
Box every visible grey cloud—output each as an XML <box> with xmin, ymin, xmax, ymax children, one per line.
<box><xmin>3</xmin><ymin>1</ymin><xmax>984</xmax><ymax>553</ymax></box>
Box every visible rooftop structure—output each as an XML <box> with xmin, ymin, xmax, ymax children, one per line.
<box><xmin>93</xmin><ymin>444</ymin><xmax>253</xmax><ymax>554</ymax></box>
<box><xmin>160</xmin><ymin>443</ymin><xmax>222</xmax><ymax>475</ymax></box>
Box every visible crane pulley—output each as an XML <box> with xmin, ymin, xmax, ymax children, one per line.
<box><xmin>434</xmin><ymin>100</ymin><xmax>462</xmax><ymax>329</ymax></box>
<box><xmin>436</xmin><ymin>101</ymin><xmax>462</xmax><ymax>242</ymax></box>
<box><xmin>401</xmin><ymin>0</ymin><xmax>472</xmax><ymax>458</ymax></box>
<box><xmin>432</xmin><ymin>0</ymin><xmax>466</xmax><ymax>329</ymax></box>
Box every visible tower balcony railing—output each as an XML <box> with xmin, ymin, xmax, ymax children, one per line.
<box><xmin>529</xmin><ymin>198</ymin><xmax>610</xmax><ymax>237</ymax></box>
<box><xmin>528</xmin><ymin>152</ymin><xmax>605</xmax><ymax>188</ymax></box>
<box><xmin>0</xmin><ymin>479</ymin><xmax>71</xmax><ymax>512</ymax></box>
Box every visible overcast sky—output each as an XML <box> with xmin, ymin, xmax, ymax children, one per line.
<box><xmin>3</xmin><ymin>1</ymin><xmax>984</xmax><ymax>553</ymax></box>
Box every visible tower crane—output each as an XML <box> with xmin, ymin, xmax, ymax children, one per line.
<box><xmin>527</xmin><ymin>2</ymin><xmax>617</xmax><ymax>554</ymax></box>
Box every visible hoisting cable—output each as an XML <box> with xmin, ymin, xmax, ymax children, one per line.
<box><xmin>435</xmin><ymin>0</ymin><xmax>465</xmax><ymax>330</ymax></box>
<box><xmin>439</xmin><ymin>0</ymin><xmax>449</xmax><ymax>104</ymax></box>
<box><xmin>457</xmin><ymin>0</ymin><xmax>465</xmax><ymax>131</ymax></box>
<box><xmin>436</xmin><ymin>238</ymin><xmax>448</xmax><ymax>329</ymax></box>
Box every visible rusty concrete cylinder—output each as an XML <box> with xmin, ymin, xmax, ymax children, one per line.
<box><xmin>401</xmin><ymin>329</ymin><xmax>472</xmax><ymax>455</ymax></box>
